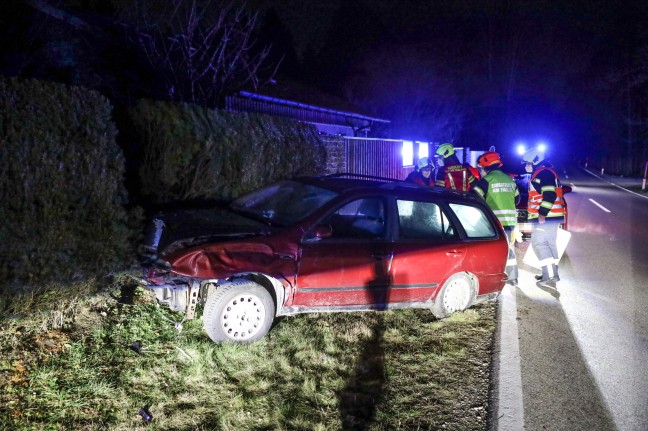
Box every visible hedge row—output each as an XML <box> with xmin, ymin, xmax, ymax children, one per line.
<box><xmin>0</xmin><ymin>78</ymin><xmax>327</xmax><ymax>292</ymax></box>
<box><xmin>0</xmin><ymin>77</ymin><xmax>135</xmax><ymax>291</ymax></box>
<box><xmin>130</xmin><ymin>99</ymin><xmax>326</xmax><ymax>205</ymax></box>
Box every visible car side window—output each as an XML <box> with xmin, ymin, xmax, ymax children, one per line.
<box><xmin>322</xmin><ymin>198</ymin><xmax>385</xmax><ymax>239</ymax></box>
<box><xmin>448</xmin><ymin>203</ymin><xmax>497</xmax><ymax>238</ymax></box>
<box><xmin>397</xmin><ymin>200</ymin><xmax>456</xmax><ymax>240</ymax></box>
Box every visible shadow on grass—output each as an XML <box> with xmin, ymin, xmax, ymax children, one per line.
<box><xmin>339</xmin><ymin>321</ymin><xmax>386</xmax><ymax>430</ymax></box>
<box><xmin>339</xmin><ymin>255</ymin><xmax>390</xmax><ymax>430</ymax></box>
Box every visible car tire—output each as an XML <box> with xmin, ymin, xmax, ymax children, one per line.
<box><xmin>431</xmin><ymin>273</ymin><xmax>475</xmax><ymax>319</ymax></box>
<box><xmin>203</xmin><ymin>279</ymin><xmax>275</xmax><ymax>343</ymax></box>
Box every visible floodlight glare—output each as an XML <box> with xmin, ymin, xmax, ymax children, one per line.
<box><xmin>402</xmin><ymin>141</ymin><xmax>414</xmax><ymax>167</ymax></box>
<box><xmin>537</xmin><ymin>142</ymin><xmax>547</xmax><ymax>152</ymax></box>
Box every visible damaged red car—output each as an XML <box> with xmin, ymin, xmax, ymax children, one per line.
<box><xmin>140</xmin><ymin>174</ymin><xmax>509</xmax><ymax>343</ymax></box>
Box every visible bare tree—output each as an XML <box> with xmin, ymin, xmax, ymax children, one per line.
<box><xmin>120</xmin><ymin>0</ymin><xmax>278</xmax><ymax>107</ymax></box>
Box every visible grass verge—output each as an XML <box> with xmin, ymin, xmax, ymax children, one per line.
<box><xmin>0</xmin><ymin>273</ymin><xmax>496</xmax><ymax>430</ymax></box>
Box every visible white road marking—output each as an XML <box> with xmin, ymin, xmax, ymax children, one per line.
<box><xmin>582</xmin><ymin>168</ymin><xmax>648</xmax><ymax>200</ymax></box>
<box><xmin>588</xmin><ymin>198</ymin><xmax>611</xmax><ymax>213</ymax></box>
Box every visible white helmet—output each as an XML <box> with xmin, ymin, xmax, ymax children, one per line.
<box><xmin>416</xmin><ymin>157</ymin><xmax>434</xmax><ymax>171</ymax></box>
<box><xmin>521</xmin><ymin>148</ymin><xmax>544</xmax><ymax>166</ymax></box>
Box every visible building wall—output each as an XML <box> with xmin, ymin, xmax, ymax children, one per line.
<box><xmin>321</xmin><ymin>135</ymin><xmax>346</xmax><ymax>174</ymax></box>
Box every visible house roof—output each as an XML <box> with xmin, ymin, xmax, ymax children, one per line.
<box><xmin>238</xmin><ymin>79</ymin><xmax>390</xmax><ymax>124</ymax></box>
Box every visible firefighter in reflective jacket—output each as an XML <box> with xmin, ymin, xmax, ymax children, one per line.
<box><xmin>435</xmin><ymin>143</ymin><xmax>479</xmax><ymax>190</ymax></box>
<box><xmin>473</xmin><ymin>151</ymin><xmax>520</xmax><ymax>285</ymax></box>
<box><xmin>522</xmin><ymin>148</ymin><xmax>566</xmax><ymax>289</ymax></box>
<box><xmin>406</xmin><ymin>157</ymin><xmax>435</xmax><ymax>186</ymax></box>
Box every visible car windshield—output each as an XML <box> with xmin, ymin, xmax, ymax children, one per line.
<box><xmin>229</xmin><ymin>180</ymin><xmax>339</xmax><ymax>226</ymax></box>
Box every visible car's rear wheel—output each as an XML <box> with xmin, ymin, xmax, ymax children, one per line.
<box><xmin>431</xmin><ymin>273</ymin><xmax>475</xmax><ymax>319</ymax></box>
<box><xmin>203</xmin><ymin>279</ymin><xmax>275</xmax><ymax>343</ymax></box>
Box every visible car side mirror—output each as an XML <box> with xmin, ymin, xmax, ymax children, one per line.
<box><xmin>306</xmin><ymin>224</ymin><xmax>333</xmax><ymax>241</ymax></box>
<box><xmin>563</xmin><ymin>185</ymin><xmax>573</xmax><ymax>194</ymax></box>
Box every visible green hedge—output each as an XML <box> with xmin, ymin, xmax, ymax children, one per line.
<box><xmin>129</xmin><ymin>100</ymin><xmax>327</xmax><ymax>205</ymax></box>
<box><xmin>0</xmin><ymin>77</ymin><xmax>136</xmax><ymax>291</ymax></box>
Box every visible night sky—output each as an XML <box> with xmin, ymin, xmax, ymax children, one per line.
<box><xmin>2</xmin><ymin>0</ymin><xmax>648</xmax><ymax>171</ymax></box>
<box><xmin>257</xmin><ymin>0</ymin><xmax>648</xmax><ymax>168</ymax></box>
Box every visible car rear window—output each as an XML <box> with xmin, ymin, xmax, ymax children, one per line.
<box><xmin>448</xmin><ymin>203</ymin><xmax>497</xmax><ymax>238</ymax></box>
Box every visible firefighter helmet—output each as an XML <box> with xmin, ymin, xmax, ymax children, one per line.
<box><xmin>521</xmin><ymin>148</ymin><xmax>544</xmax><ymax>166</ymax></box>
<box><xmin>435</xmin><ymin>143</ymin><xmax>455</xmax><ymax>158</ymax></box>
<box><xmin>416</xmin><ymin>157</ymin><xmax>434</xmax><ymax>171</ymax></box>
<box><xmin>478</xmin><ymin>151</ymin><xmax>502</xmax><ymax>168</ymax></box>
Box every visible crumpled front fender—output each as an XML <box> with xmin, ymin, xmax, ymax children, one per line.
<box><xmin>168</xmin><ymin>242</ymin><xmax>294</xmax><ymax>279</ymax></box>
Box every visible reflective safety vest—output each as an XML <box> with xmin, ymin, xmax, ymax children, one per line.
<box><xmin>473</xmin><ymin>170</ymin><xmax>518</xmax><ymax>227</ymax></box>
<box><xmin>528</xmin><ymin>166</ymin><xmax>565</xmax><ymax>219</ymax></box>
<box><xmin>444</xmin><ymin>164</ymin><xmax>476</xmax><ymax>191</ymax></box>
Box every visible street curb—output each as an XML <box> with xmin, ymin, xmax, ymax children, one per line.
<box><xmin>490</xmin><ymin>284</ymin><xmax>524</xmax><ymax>431</ymax></box>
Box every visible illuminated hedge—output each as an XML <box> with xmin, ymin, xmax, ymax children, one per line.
<box><xmin>0</xmin><ymin>77</ymin><xmax>135</xmax><ymax>291</ymax></box>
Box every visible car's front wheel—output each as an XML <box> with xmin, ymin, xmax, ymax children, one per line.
<box><xmin>203</xmin><ymin>279</ymin><xmax>275</xmax><ymax>343</ymax></box>
<box><xmin>431</xmin><ymin>273</ymin><xmax>475</xmax><ymax>319</ymax></box>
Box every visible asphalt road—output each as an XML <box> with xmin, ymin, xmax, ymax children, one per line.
<box><xmin>493</xmin><ymin>165</ymin><xmax>648</xmax><ymax>431</ymax></box>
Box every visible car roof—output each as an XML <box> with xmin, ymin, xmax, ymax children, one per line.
<box><xmin>293</xmin><ymin>173</ymin><xmax>483</xmax><ymax>204</ymax></box>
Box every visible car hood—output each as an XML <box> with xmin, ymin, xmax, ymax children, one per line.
<box><xmin>150</xmin><ymin>207</ymin><xmax>276</xmax><ymax>256</ymax></box>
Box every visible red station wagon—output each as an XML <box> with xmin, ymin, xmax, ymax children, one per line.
<box><xmin>141</xmin><ymin>174</ymin><xmax>509</xmax><ymax>343</ymax></box>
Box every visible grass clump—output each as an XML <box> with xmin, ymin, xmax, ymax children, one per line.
<box><xmin>0</xmin><ymin>275</ymin><xmax>496</xmax><ymax>430</ymax></box>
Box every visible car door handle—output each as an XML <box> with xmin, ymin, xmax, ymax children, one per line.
<box><xmin>445</xmin><ymin>250</ymin><xmax>463</xmax><ymax>256</ymax></box>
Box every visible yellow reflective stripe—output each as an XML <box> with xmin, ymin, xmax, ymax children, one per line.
<box><xmin>473</xmin><ymin>186</ymin><xmax>485</xmax><ymax>197</ymax></box>
<box><xmin>541</xmin><ymin>185</ymin><xmax>556</xmax><ymax>193</ymax></box>
<box><xmin>540</xmin><ymin>201</ymin><xmax>554</xmax><ymax>209</ymax></box>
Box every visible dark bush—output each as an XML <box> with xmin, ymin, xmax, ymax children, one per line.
<box><xmin>129</xmin><ymin>99</ymin><xmax>326</xmax><ymax>205</ymax></box>
<box><xmin>0</xmin><ymin>77</ymin><xmax>136</xmax><ymax>292</ymax></box>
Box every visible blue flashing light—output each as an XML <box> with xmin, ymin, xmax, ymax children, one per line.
<box><xmin>516</xmin><ymin>143</ymin><xmax>526</xmax><ymax>155</ymax></box>
<box><xmin>537</xmin><ymin>142</ymin><xmax>547</xmax><ymax>152</ymax></box>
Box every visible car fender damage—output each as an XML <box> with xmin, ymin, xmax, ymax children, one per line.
<box><xmin>168</xmin><ymin>242</ymin><xmax>293</xmax><ymax>278</ymax></box>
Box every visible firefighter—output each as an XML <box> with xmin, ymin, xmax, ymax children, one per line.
<box><xmin>473</xmin><ymin>151</ymin><xmax>521</xmax><ymax>285</ymax></box>
<box><xmin>522</xmin><ymin>148</ymin><xmax>566</xmax><ymax>289</ymax></box>
<box><xmin>435</xmin><ymin>143</ymin><xmax>479</xmax><ymax>190</ymax></box>
<box><xmin>406</xmin><ymin>157</ymin><xmax>435</xmax><ymax>186</ymax></box>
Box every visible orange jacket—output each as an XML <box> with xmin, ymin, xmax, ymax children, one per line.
<box><xmin>528</xmin><ymin>166</ymin><xmax>565</xmax><ymax>220</ymax></box>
